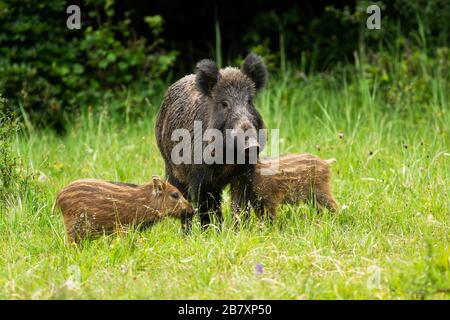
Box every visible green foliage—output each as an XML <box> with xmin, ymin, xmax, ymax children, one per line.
<box><xmin>0</xmin><ymin>95</ymin><xmax>40</xmax><ymax>202</ymax></box>
<box><xmin>360</xmin><ymin>46</ymin><xmax>449</xmax><ymax>111</ymax></box>
<box><xmin>1</xmin><ymin>0</ymin><xmax>448</xmax><ymax>130</ymax></box>
<box><xmin>0</xmin><ymin>0</ymin><xmax>448</xmax><ymax>300</ymax></box>
<box><xmin>0</xmin><ymin>96</ymin><xmax>18</xmax><ymax>193</ymax></box>
<box><xmin>0</xmin><ymin>64</ymin><xmax>448</xmax><ymax>298</ymax></box>
<box><xmin>0</xmin><ymin>96</ymin><xmax>21</xmax><ymax>199</ymax></box>
<box><xmin>0</xmin><ymin>0</ymin><xmax>177</xmax><ymax>128</ymax></box>
<box><xmin>243</xmin><ymin>0</ymin><xmax>449</xmax><ymax>74</ymax></box>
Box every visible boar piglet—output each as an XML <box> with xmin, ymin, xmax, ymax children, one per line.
<box><xmin>53</xmin><ymin>176</ymin><xmax>195</xmax><ymax>242</ymax></box>
<box><xmin>232</xmin><ymin>153</ymin><xmax>338</xmax><ymax>221</ymax></box>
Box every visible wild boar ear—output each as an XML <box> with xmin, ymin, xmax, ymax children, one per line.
<box><xmin>195</xmin><ymin>59</ymin><xmax>220</xmax><ymax>97</ymax></box>
<box><xmin>241</xmin><ymin>53</ymin><xmax>268</xmax><ymax>92</ymax></box>
<box><xmin>152</xmin><ymin>175</ymin><xmax>165</xmax><ymax>194</ymax></box>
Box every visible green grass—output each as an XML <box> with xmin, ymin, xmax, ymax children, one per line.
<box><xmin>1</xmin><ymin>60</ymin><xmax>449</xmax><ymax>299</ymax></box>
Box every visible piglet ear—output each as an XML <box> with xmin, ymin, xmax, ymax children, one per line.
<box><xmin>195</xmin><ymin>59</ymin><xmax>220</xmax><ymax>97</ymax></box>
<box><xmin>152</xmin><ymin>175</ymin><xmax>165</xmax><ymax>194</ymax></box>
<box><xmin>241</xmin><ymin>53</ymin><xmax>268</xmax><ymax>92</ymax></box>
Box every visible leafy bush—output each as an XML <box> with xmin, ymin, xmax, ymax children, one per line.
<box><xmin>0</xmin><ymin>95</ymin><xmax>19</xmax><ymax>197</ymax></box>
<box><xmin>0</xmin><ymin>95</ymin><xmax>40</xmax><ymax>202</ymax></box>
<box><xmin>242</xmin><ymin>0</ymin><xmax>448</xmax><ymax>74</ymax></box>
<box><xmin>0</xmin><ymin>0</ymin><xmax>177</xmax><ymax>129</ymax></box>
<box><xmin>0</xmin><ymin>0</ymin><xmax>448</xmax><ymax>130</ymax></box>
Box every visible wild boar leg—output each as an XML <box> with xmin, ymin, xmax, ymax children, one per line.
<box><xmin>166</xmin><ymin>172</ymin><xmax>191</xmax><ymax>232</ymax></box>
<box><xmin>230</xmin><ymin>177</ymin><xmax>253</xmax><ymax>224</ymax></box>
<box><xmin>315</xmin><ymin>192</ymin><xmax>338</xmax><ymax>213</ymax></box>
<box><xmin>196</xmin><ymin>189</ymin><xmax>222</xmax><ymax>228</ymax></box>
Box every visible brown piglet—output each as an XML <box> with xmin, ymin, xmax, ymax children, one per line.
<box><xmin>52</xmin><ymin>176</ymin><xmax>195</xmax><ymax>242</ymax></box>
<box><xmin>232</xmin><ymin>153</ymin><xmax>338</xmax><ymax>221</ymax></box>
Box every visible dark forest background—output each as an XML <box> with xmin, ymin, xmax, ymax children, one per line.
<box><xmin>0</xmin><ymin>0</ymin><xmax>449</xmax><ymax>130</ymax></box>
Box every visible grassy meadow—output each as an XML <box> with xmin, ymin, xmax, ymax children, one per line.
<box><xmin>0</xmin><ymin>61</ymin><xmax>449</xmax><ymax>299</ymax></box>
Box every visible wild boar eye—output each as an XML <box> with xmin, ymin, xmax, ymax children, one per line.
<box><xmin>221</xmin><ymin>101</ymin><xmax>229</xmax><ymax>108</ymax></box>
<box><xmin>247</xmin><ymin>97</ymin><xmax>253</xmax><ymax>104</ymax></box>
<box><xmin>170</xmin><ymin>192</ymin><xmax>180</xmax><ymax>200</ymax></box>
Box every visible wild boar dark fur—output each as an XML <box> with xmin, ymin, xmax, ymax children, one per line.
<box><xmin>155</xmin><ymin>54</ymin><xmax>268</xmax><ymax>228</ymax></box>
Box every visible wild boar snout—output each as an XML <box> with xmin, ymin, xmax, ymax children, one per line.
<box><xmin>230</xmin><ymin>122</ymin><xmax>259</xmax><ymax>148</ymax></box>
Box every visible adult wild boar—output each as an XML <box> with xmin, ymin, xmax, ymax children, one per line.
<box><xmin>155</xmin><ymin>53</ymin><xmax>268</xmax><ymax>228</ymax></box>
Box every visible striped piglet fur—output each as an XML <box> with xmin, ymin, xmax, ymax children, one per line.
<box><xmin>53</xmin><ymin>176</ymin><xmax>195</xmax><ymax>242</ymax></box>
<box><xmin>232</xmin><ymin>153</ymin><xmax>338</xmax><ymax>220</ymax></box>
